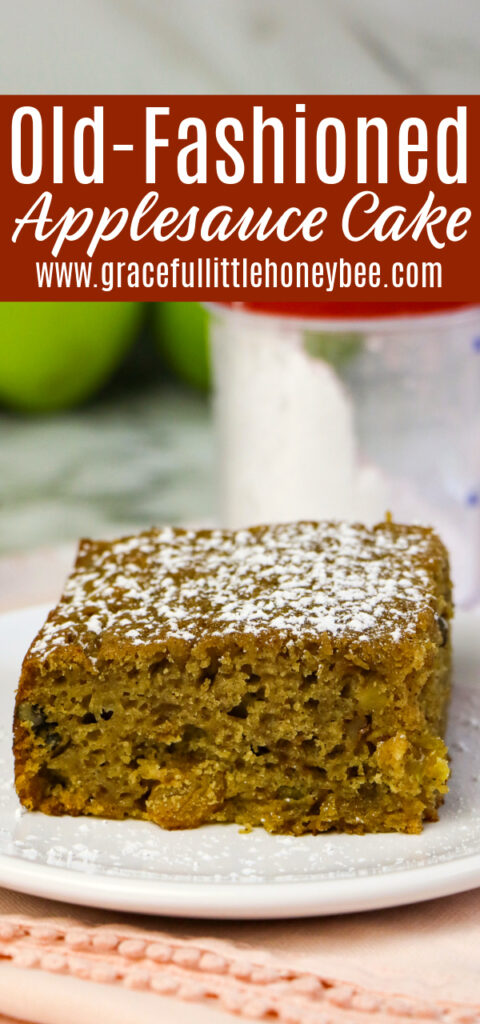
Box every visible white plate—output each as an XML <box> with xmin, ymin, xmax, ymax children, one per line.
<box><xmin>1</xmin><ymin>604</ymin><xmax>480</xmax><ymax>920</ymax></box>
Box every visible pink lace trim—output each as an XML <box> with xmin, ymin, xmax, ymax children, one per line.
<box><xmin>0</xmin><ymin>916</ymin><xmax>476</xmax><ymax>1024</ymax></box>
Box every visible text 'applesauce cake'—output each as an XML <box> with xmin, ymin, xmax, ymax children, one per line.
<box><xmin>14</xmin><ymin>520</ymin><xmax>453</xmax><ymax>835</ymax></box>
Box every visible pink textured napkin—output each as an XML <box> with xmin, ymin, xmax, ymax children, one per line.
<box><xmin>1</xmin><ymin>885</ymin><xmax>480</xmax><ymax>1024</ymax></box>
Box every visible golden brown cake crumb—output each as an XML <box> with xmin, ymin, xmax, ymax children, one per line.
<box><xmin>14</xmin><ymin>520</ymin><xmax>453</xmax><ymax>834</ymax></box>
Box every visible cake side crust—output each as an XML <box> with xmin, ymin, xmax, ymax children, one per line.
<box><xmin>14</xmin><ymin>520</ymin><xmax>453</xmax><ymax>835</ymax></box>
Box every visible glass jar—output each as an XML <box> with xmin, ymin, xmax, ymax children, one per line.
<box><xmin>208</xmin><ymin>301</ymin><xmax>480</xmax><ymax>607</ymax></box>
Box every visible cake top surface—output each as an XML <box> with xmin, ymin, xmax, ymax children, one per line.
<box><xmin>30</xmin><ymin>521</ymin><xmax>448</xmax><ymax>661</ymax></box>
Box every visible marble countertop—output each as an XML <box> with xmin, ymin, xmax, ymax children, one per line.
<box><xmin>0</xmin><ymin>383</ymin><xmax>215</xmax><ymax>564</ymax></box>
<box><xmin>1</xmin><ymin>0</ymin><xmax>479</xmax><ymax>94</ymax></box>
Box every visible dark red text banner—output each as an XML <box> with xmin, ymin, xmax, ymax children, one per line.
<box><xmin>0</xmin><ymin>95</ymin><xmax>478</xmax><ymax>301</ymax></box>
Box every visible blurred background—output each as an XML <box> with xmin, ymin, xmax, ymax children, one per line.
<box><xmin>1</xmin><ymin>0</ymin><xmax>479</xmax><ymax>606</ymax></box>
<box><xmin>0</xmin><ymin>303</ymin><xmax>214</xmax><ymax>562</ymax></box>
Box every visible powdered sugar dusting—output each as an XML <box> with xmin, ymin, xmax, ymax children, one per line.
<box><xmin>30</xmin><ymin>521</ymin><xmax>443</xmax><ymax>659</ymax></box>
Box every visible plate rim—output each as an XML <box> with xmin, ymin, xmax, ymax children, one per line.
<box><xmin>0</xmin><ymin>847</ymin><xmax>480</xmax><ymax>919</ymax></box>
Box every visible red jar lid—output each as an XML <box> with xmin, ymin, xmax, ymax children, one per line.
<box><xmin>225</xmin><ymin>301</ymin><xmax>477</xmax><ymax>319</ymax></box>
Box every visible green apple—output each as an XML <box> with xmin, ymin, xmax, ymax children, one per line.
<box><xmin>154</xmin><ymin>302</ymin><xmax>210</xmax><ymax>391</ymax></box>
<box><xmin>0</xmin><ymin>302</ymin><xmax>140</xmax><ymax>413</ymax></box>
